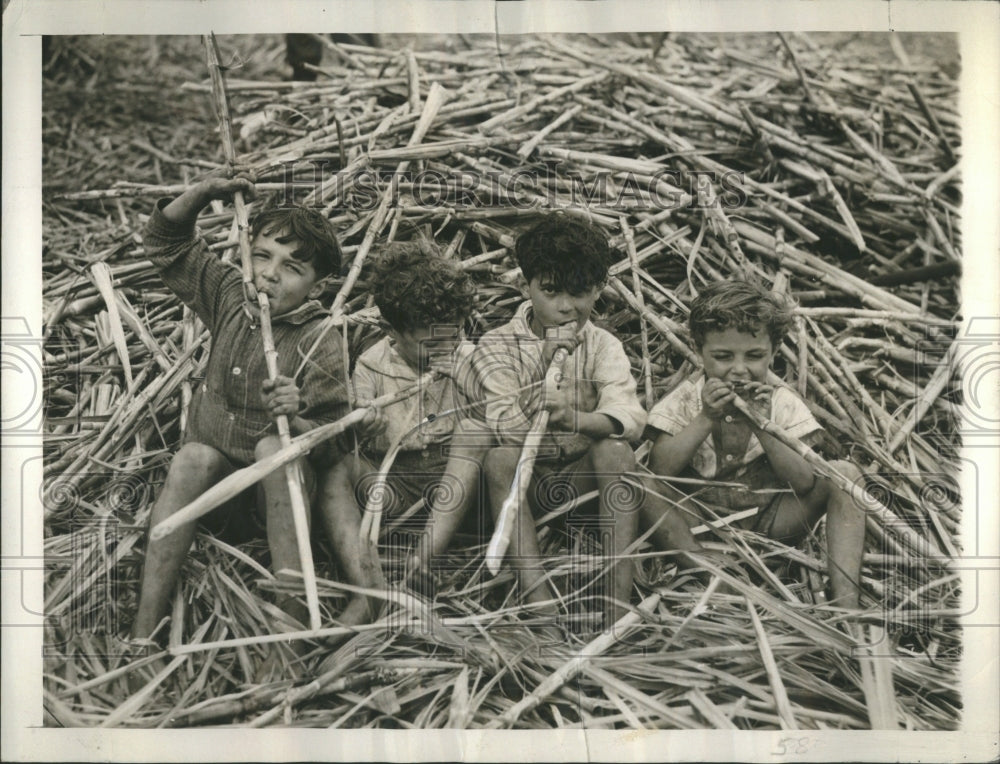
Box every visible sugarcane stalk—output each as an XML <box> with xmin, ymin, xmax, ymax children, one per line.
<box><xmin>204</xmin><ymin>34</ymin><xmax>256</xmax><ymax>305</ymax></box>
<box><xmin>257</xmin><ymin>293</ymin><xmax>321</xmax><ymax>630</ymax></box>
<box><xmin>330</xmin><ymin>81</ymin><xmax>448</xmax><ymax>320</ymax></box>
<box><xmin>729</xmin><ymin>393</ymin><xmax>939</xmax><ymax>558</ymax></box>
<box><xmin>608</xmin><ymin>277</ymin><xmax>700</xmax><ymax>366</ymax></box>
<box><xmin>89</xmin><ymin>263</ymin><xmax>134</xmax><ymax>392</ymax></box>
<box><xmin>205</xmin><ymin>33</ymin><xmax>325</xmax><ymax>629</ymax></box>
<box><xmin>479</xmin><ymin>71</ymin><xmax>607</xmax><ymax>133</ymax></box>
<box><xmin>171</xmin><ymin>666</ymin><xmax>418</xmax><ymax>727</ymax></box>
<box><xmin>746</xmin><ymin>597</ymin><xmax>799</xmax><ymax>730</ymax></box>
<box><xmin>55</xmin><ymin>181</ymin><xmax>315</xmax><ymax>201</ymax></box>
<box><xmin>289</xmin><ymin>81</ymin><xmax>450</xmax><ymax>382</ymax></box>
<box><xmin>487</xmin><ymin>591</ymin><xmax>661</xmax><ymax>728</ymax></box>
<box><xmin>517</xmin><ymin>103</ymin><xmax>582</xmax><ymax>158</ymax></box>
<box><xmin>886</xmin><ymin>339</ymin><xmax>956</xmax><ymax>454</ymax></box>
<box><xmin>621</xmin><ymin>218</ymin><xmax>654</xmax><ymax>409</ymax></box>
<box><xmin>151</xmin><ymin>374</ymin><xmax>435</xmax><ymax>540</ymax></box>
<box><xmin>485</xmin><ymin>348</ymin><xmax>568</xmax><ymax>576</ymax></box>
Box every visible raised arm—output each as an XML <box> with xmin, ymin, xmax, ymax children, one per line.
<box><xmin>142</xmin><ymin>177</ymin><xmax>256</xmax><ymax>331</ymax></box>
<box><xmin>160</xmin><ymin>176</ymin><xmax>255</xmax><ymax>226</ymax></box>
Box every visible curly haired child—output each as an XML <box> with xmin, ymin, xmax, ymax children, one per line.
<box><xmin>318</xmin><ymin>239</ymin><xmax>489</xmax><ymax>628</ymax></box>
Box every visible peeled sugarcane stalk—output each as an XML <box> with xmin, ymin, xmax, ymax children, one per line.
<box><xmin>151</xmin><ymin>374</ymin><xmax>435</xmax><ymax>541</ymax></box>
<box><xmin>485</xmin><ymin>348</ymin><xmax>568</xmax><ymax>576</ymax></box>
<box><xmin>205</xmin><ymin>33</ymin><xmax>323</xmax><ymax>629</ymax></box>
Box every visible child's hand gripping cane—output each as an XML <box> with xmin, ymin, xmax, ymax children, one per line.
<box><xmin>151</xmin><ymin>375</ymin><xmax>434</xmax><ymax>540</ymax></box>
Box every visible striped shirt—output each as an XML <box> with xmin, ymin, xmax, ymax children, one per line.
<box><xmin>464</xmin><ymin>300</ymin><xmax>646</xmax><ymax>461</ymax></box>
<box><xmin>143</xmin><ymin>200</ymin><xmax>349</xmax><ymax>466</ymax></box>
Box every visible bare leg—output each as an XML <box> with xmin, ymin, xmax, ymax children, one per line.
<box><xmin>765</xmin><ymin>459</ymin><xmax>865</xmax><ymax>608</ymax></box>
<box><xmin>820</xmin><ymin>460</ymin><xmax>865</xmax><ymax>607</ymax></box>
<box><xmin>417</xmin><ymin>418</ymin><xmax>491</xmax><ymax>572</ymax></box>
<box><xmin>132</xmin><ymin>443</ymin><xmax>234</xmax><ymax>639</ymax></box>
<box><xmin>318</xmin><ymin>456</ymin><xmax>376</xmax><ymax>627</ymax></box>
<box><xmin>637</xmin><ymin>475</ymin><xmax>704</xmax><ymax>566</ymax></box>
<box><xmin>256</xmin><ymin>435</ymin><xmax>317</xmax><ymax>629</ymax></box>
<box><xmin>637</xmin><ymin>470</ymin><xmax>745</xmax><ymax>594</ymax></box>
<box><xmin>586</xmin><ymin>440</ymin><xmax>641</xmax><ymax>628</ymax></box>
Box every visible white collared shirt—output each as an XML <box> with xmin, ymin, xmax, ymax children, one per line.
<box><xmin>466</xmin><ymin>301</ymin><xmax>647</xmax><ymax>458</ymax></box>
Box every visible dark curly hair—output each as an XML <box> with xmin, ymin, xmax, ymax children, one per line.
<box><xmin>515</xmin><ymin>215</ymin><xmax>616</xmax><ymax>294</ymax></box>
<box><xmin>688</xmin><ymin>280</ymin><xmax>795</xmax><ymax>350</ymax></box>
<box><xmin>249</xmin><ymin>204</ymin><xmax>342</xmax><ymax>279</ymax></box>
<box><xmin>370</xmin><ymin>239</ymin><xmax>476</xmax><ymax>333</ymax></box>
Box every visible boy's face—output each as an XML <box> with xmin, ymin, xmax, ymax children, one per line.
<box><xmin>698</xmin><ymin>326</ymin><xmax>775</xmax><ymax>387</ymax></box>
<box><xmin>526</xmin><ymin>276</ymin><xmax>600</xmax><ymax>336</ymax></box>
<box><xmin>251</xmin><ymin>228</ymin><xmax>324</xmax><ymax>316</ymax></box>
<box><xmin>389</xmin><ymin>324</ymin><xmax>462</xmax><ymax>372</ymax></box>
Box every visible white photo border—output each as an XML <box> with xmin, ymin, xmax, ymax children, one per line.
<box><xmin>3</xmin><ymin>1</ymin><xmax>997</xmax><ymax>761</ymax></box>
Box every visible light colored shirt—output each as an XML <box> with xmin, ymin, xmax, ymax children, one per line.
<box><xmin>647</xmin><ymin>374</ymin><xmax>821</xmax><ymax>480</ymax></box>
<box><xmin>352</xmin><ymin>336</ymin><xmax>473</xmax><ymax>454</ymax></box>
<box><xmin>466</xmin><ymin>301</ymin><xmax>646</xmax><ymax>460</ymax></box>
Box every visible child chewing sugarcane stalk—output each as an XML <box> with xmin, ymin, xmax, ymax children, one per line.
<box><xmin>456</xmin><ymin>215</ymin><xmax>653</xmax><ymax>634</ymax></box>
<box><xmin>641</xmin><ymin>280</ymin><xmax>867</xmax><ymax>608</ymax></box>
<box><xmin>129</xmin><ymin>176</ymin><xmax>351</xmax><ymax>678</ymax></box>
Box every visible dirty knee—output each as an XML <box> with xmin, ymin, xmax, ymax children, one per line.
<box><xmin>589</xmin><ymin>438</ymin><xmax>635</xmax><ymax>471</ymax></box>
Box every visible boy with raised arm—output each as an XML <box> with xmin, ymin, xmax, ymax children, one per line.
<box><xmin>132</xmin><ymin>177</ymin><xmax>349</xmax><ymax>652</ymax></box>
<box><xmin>643</xmin><ymin>280</ymin><xmax>866</xmax><ymax>607</ymax></box>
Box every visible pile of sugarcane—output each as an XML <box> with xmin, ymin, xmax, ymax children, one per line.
<box><xmin>42</xmin><ymin>32</ymin><xmax>962</xmax><ymax>729</ymax></box>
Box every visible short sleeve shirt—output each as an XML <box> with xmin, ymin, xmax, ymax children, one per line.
<box><xmin>647</xmin><ymin>375</ymin><xmax>821</xmax><ymax>480</ymax></box>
